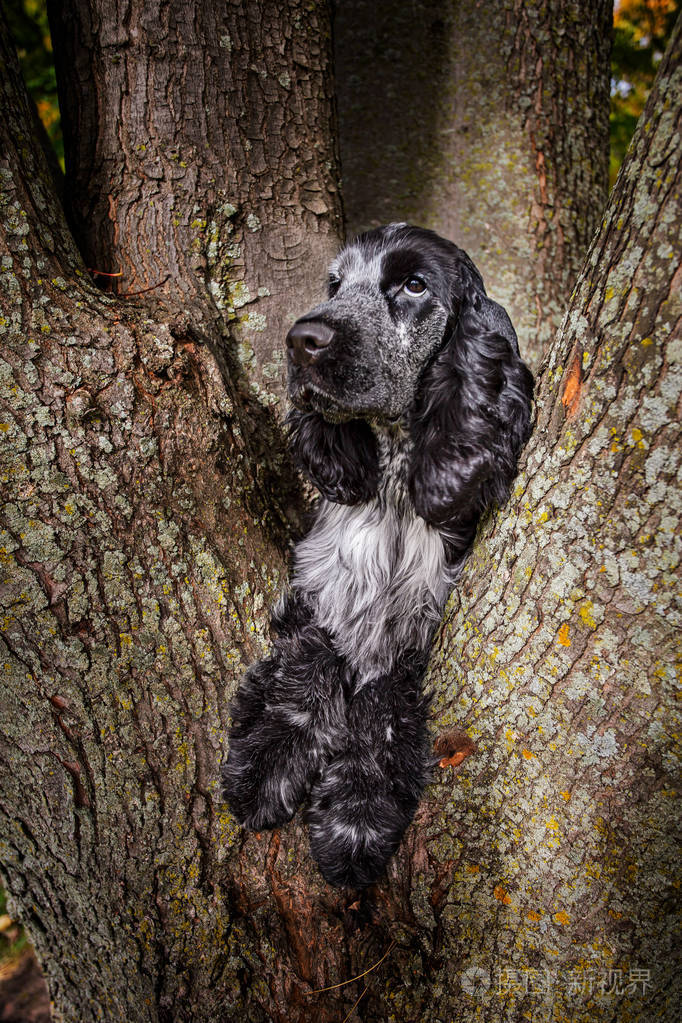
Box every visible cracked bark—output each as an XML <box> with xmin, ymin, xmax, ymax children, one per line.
<box><xmin>334</xmin><ymin>0</ymin><xmax>613</xmax><ymax>369</ymax></box>
<box><xmin>48</xmin><ymin>0</ymin><xmax>343</xmax><ymax>408</ymax></box>
<box><xmin>1</xmin><ymin>3</ymin><xmax>680</xmax><ymax>1022</ymax></box>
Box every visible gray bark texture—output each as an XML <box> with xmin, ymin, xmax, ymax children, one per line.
<box><xmin>334</xmin><ymin>0</ymin><xmax>613</xmax><ymax>370</ymax></box>
<box><xmin>1</xmin><ymin>2</ymin><xmax>680</xmax><ymax>1022</ymax></box>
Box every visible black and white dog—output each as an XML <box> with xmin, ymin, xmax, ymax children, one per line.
<box><xmin>223</xmin><ymin>224</ymin><xmax>534</xmax><ymax>887</ymax></box>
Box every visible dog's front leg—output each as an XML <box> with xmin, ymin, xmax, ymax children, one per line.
<box><xmin>306</xmin><ymin>654</ymin><xmax>433</xmax><ymax>887</ymax></box>
<box><xmin>222</xmin><ymin>591</ymin><xmax>347</xmax><ymax>831</ymax></box>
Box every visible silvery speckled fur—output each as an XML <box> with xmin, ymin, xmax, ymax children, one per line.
<box><xmin>292</xmin><ymin>429</ymin><xmax>453</xmax><ymax>679</ymax></box>
<box><xmin>222</xmin><ymin>224</ymin><xmax>534</xmax><ymax>887</ymax></box>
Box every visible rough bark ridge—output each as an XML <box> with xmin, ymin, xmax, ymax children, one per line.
<box><xmin>48</xmin><ymin>0</ymin><xmax>343</xmax><ymax>407</ymax></box>
<box><xmin>334</xmin><ymin>0</ymin><xmax>613</xmax><ymax>369</ymax></box>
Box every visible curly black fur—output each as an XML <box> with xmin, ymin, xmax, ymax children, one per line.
<box><xmin>286</xmin><ymin>410</ymin><xmax>380</xmax><ymax>504</ymax></box>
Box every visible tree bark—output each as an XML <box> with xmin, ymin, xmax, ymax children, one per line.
<box><xmin>1</xmin><ymin>2</ymin><xmax>338</xmax><ymax>1019</ymax></box>
<box><xmin>48</xmin><ymin>0</ymin><xmax>343</xmax><ymax>407</ymax></box>
<box><xmin>419</xmin><ymin>16</ymin><xmax>681</xmax><ymax>1019</ymax></box>
<box><xmin>334</xmin><ymin>0</ymin><xmax>613</xmax><ymax>369</ymax></box>
<box><xmin>1</xmin><ymin>4</ymin><xmax>680</xmax><ymax>1023</ymax></box>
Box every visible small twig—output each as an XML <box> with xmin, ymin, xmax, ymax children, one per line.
<box><xmin>341</xmin><ymin>984</ymin><xmax>368</xmax><ymax>1022</ymax></box>
<box><xmin>307</xmin><ymin>939</ymin><xmax>396</xmax><ymax>995</ymax></box>
<box><xmin>121</xmin><ymin>275</ymin><xmax>170</xmax><ymax>298</ymax></box>
<box><xmin>86</xmin><ymin>266</ymin><xmax>171</xmax><ymax>298</ymax></box>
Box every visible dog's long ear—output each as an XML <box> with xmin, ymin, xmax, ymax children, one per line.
<box><xmin>287</xmin><ymin>409</ymin><xmax>381</xmax><ymax>504</ymax></box>
<box><xmin>408</xmin><ymin>273</ymin><xmax>534</xmax><ymax>530</ymax></box>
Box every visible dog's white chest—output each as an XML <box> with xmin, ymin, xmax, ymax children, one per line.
<box><xmin>292</xmin><ymin>498</ymin><xmax>449</xmax><ymax>677</ymax></box>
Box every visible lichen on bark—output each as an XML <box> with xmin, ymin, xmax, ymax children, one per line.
<box><xmin>422</xmin><ymin>18</ymin><xmax>681</xmax><ymax>1019</ymax></box>
<box><xmin>48</xmin><ymin>0</ymin><xmax>343</xmax><ymax>409</ymax></box>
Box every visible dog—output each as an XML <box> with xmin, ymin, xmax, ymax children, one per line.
<box><xmin>222</xmin><ymin>223</ymin><xmax>534</xmax><ymax>887</ymax></box>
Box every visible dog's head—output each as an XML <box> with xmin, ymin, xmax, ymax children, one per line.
<box><xmin>286</xmin><ymin>224</ymin><xmax>534</xmax><ymax>523</ymax></box>
<box><xmin>287</xmin><ymin>223</ymin><xmax>479</xmax><ymax>422</ymax></box>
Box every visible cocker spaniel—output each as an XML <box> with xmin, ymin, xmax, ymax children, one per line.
<box><xmin>223</xmin><ymin>224</ymin><xmax>534</xmax><ymax>887</ymax></box>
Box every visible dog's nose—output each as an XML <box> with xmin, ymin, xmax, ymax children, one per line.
<box><xmin>286</xmin><ymin>320</ymin><xmax>335</xmax><ymax>366</ymax></box>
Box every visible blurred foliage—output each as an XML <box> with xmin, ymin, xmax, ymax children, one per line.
<box><xmin>611</xmin><ymin>0</ymin><xmax>681</xmax><ymax>185</ymax></box>
<box><xmin>0</xmin><ymin>886</ymin><xmax>27</xmax><ymax>965</ymax></box>
<box><xmin>5</xmin><ymin>0</ymin><xmax>63</xmax><ymax>167</ymax></box>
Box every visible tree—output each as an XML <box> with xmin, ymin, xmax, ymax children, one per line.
<box><xmin>0</xmin><ymin>3</ymin><xmax>679</xmax><ymax>1023</ymax></box>
<box><xmin>334</xmin><ymin>0</ymin><xmax>613</xmax><ymax>369</ymax></box>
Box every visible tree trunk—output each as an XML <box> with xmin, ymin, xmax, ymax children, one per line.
<box><xmin>334</xmin><ymin>0</ymin><xmax>613</xmax><ymax>369</ymax></box>
<box><xmin>419</xmin><ymin>16</ymin><xmax>681</xmax><ymax>1019</ymax></box>
<box><xmin>1</xmin><ymin>4</ymin><xmax>679</xmax><ymax>1023</ymax></box>
<box><xmin>0</xmin><ymin>2</ymin><xmax>340</xmax><ymax>1019</ymax></box>
<box><xmin>48</xmin><ymin>0</ymin><xmax>343</xmax><ymax>407</ymax></box>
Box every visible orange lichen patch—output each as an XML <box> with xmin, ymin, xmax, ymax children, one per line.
<box><xmin>553</xmin><ymin>910</ymin><xmax>570</xmax><ymax>926</ymax></box>
<box><xmin>494</xmin><ymin>885</ymin><xmax>512</xmax><ymax>905</ymax></box>
<box><xmin>466</xmin><ymin>864</ymin><xmax>480</xmax><ymax>874</ymax></box>
<box><xmin>435</xmin><ymin>729</ymin><xmax>477</xmax><ymax>770</ymax></box>
<box><xmin>558</xmin><ymin>623</ymin><xmax>571</xmax><ymax>647</ymax></box>
<box><xmin>527</xmin><ymin>910</ymin><xmax>542</xmax><ymax>922</ymax></box>
<box><xmin>439</xmin><ymin>750</ymin><xmax>468</xmax><ymax>769</ymax></box>
<box><xmin>560</xmin><ymin>790</ymin><xmax>571</xmax><ymax>801</ymax></box>
<box><xmin>561</xmin><ymin>351</ymin><xmax>583</xmax><ymax>417</ymax></box>
<box><xmin>521</xmin><ymin>749</ymin><xmax>536</xmax><ymax>760</ymax></box>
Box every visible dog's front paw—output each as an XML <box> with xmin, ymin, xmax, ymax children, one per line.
<box><xmin>306</xmin><ymin>678</ymin><xmax>432</xmax><ymax>886</ymax></box>
<box><xmin>222</xmin><ymin>722</ymin><xmax>311</xmax><ymax>831</ymax></box>
<box><xmin>222</xmin><ymin>673</ymin><xmax>315</xmax><ymax>830</ymax></box>
<box><xmin>305</xmin><ymin>748</ymin><xmax>421</xmax><ymax>887</ymax></box>
<box><xmin>223</xmin><ymin>614</ymin><xmax>349</xmax><ymax>833</ymax></box>
<box><xmin>222</xmin><ymin>649</ymin><xmax>346</xmax><ymax>831</ymax></box>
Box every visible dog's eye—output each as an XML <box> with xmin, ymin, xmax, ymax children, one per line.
<box><xmin>403</xmin><ymin>277</ymin><xmax>426</xmax><ymax>296</ymax></box>
<box><xmin>328</xmin><ymin>276</ymin><xmax>341</xmax><ymax>297</ymax></box>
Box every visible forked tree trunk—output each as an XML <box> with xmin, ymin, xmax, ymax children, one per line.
<box><xmin>334</xmin><ymin>0</ymin><xmax>613</xmax><ymax>369</ymax></box>
<box><xmin>1</xmin><ymin>3</ymin><xmax>680</xmax><ymax>1022</ymax></box>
